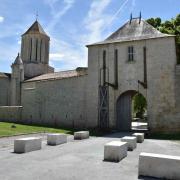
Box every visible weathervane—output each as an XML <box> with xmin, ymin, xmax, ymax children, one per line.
<box><xmin>36</xmin><ymin>11</ymin><xmax>39</xmax><ymax>21</ymax></box>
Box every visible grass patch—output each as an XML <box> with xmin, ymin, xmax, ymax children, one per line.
<box><xmin>146</xmin><ymin>133</ymin><xmax>180</xmax><ymax>140</ymax></box>
<box><xmin>0</xmin><ymin>122</ymin><xmax>107</xmax><ymax>138</ymax></box>
<box><xmin>0</xmin><ymin>122</ymin><xmax>74</xmax><ymax>137</ymax></box>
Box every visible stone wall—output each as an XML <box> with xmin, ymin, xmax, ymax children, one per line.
<box><xmin>0</xmin><ymin>76</ymin><xmax>10</xmax><ymax>106</ymax></box>
<box><xmin>0</xmin><ymin>106</ymin><xmax>22</xmax><ymax>122</ymax></box>
<box><xmin>21</xmin><ymin>75</ymin><xmax>87</xmax><ymax>128</ymax></box>
<box><xmin>86</xmin><ymin>46</ymin><xmax>100</xmax><ymax>128</ymax></box>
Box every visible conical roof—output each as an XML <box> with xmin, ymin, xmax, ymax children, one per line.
<box><xmin>87</xmin><ymin>18</ymin><xmax>174</xmax><ymax>46</ymax></box>
<box><xmin>22</xmin><ymin>20</ymin><xmax>48</xmax><ymax>36</ymax></box>
<box><xmin>13</xmin><ymin>53</ymin><xmax>23</xmax><ymax>65</ymax></box>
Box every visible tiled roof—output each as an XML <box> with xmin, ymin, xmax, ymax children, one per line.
<box><xmin>22</xmin><ymin>20</ymin><xmax>48</xmax><ymax>37</ymax></box>
<box><xmin>25</xmin><ymin>68</ymin><xmax>88</xmax><ymax>82</ymax></box>
<box><xmin>87</xmin><ymin>18</ymin><xmax>174</xmax><ymax>46</ymax></box>
<box><xmin>0</xmin><ymin>72</ymin><xmax>11</xmax><ymax>78</ymax></box>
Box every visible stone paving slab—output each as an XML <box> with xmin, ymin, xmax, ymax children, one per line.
<box><xmin>0</xmin><ymin>132</ymin><xmax>179</xmax><ymax>180</ymax></box>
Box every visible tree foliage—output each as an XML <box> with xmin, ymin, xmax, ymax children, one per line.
<box><xmin>147</xmin><ymin>14</ymin><xmax>180</xmax><ymax>63</ymax></box>
<box><xmin>133</xmin><ymin>93</ymin><xmax>147</xmax><ymax>119</ymax></box>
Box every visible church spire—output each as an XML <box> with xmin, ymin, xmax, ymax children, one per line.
<box><xmin>13</xmin><ymin>53</ymin><xmax>23</xmax><ymax>65</ymax></box>
<box><xmin>22</xmin><ymin>20</ymin><xmax>48</xmax><ymax>36</ymax></box>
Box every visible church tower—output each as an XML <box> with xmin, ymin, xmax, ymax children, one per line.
<box><xmin>21</xmin><ymin>20</ymin><xmax>54</xmax><ymax>78</ymax></box>
<box><xmin>11</xmin><ymin>53</ymin><xmax>24</xmax><ymax>105</ymax></box>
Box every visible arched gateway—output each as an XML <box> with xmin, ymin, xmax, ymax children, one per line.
<box><xmin>116</xmin><ymin>90</ymin><xmax>147</xmax><ymax>131</ymax></box>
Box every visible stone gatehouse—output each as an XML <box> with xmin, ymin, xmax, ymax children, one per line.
<box><xmin>0</xmin><ymin>16</ymin><xmax>179</xmax><ymax>132</ymax></box>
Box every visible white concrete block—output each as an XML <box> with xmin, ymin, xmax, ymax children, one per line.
<box><xmin>132</xmin><ymin>133</ymin><xmax>144</xmax><ymax>143</ymax></box>
<box><xmin>74</xmin><ymin>131</ymin><xmax>89</xmax><ymax>140</ymax></box>
<box><xmin>121</xmin><ymin>136</ymin><xmax>137</xmax><ymax>151</ymax></box>
<box><xmin>104</xmin><ymin>141</ymin><xmax>127</xmax><ymax>162</ymax></box>
<box><xmin>14</xmin><ymin>137</ymin><xmax>42</xmax><ymax>153</ymax></box>
<box><xmin>139</xmin><ymin>152</ymin><xmax>180</xmax><ymax>179</ymax></box>
<box><xmin>47</xmin><ymin>133</ymin><xmax>67</xmax><ymax>145</ymax></box>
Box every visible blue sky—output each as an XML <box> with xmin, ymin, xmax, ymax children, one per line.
<box><xmin>0</xmin><ymin>0</ymin><xmax>179</xmax><ymax>73</ymax></box>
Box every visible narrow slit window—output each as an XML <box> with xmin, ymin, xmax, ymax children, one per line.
<box><xmin>103</xmin><ymin>50</ymin><xmax>106</xmax><ymax>85</ymax></box>
<box><xmin>40</xmin><ymin>39</ymin><xmax>42</xmax><ymax>62</ymax></box>
<box><xmin>30</xmin><ymin>38</ymin><xmax>32</xmax><ymax>61</ymax></box>
<box><xmin>35</xmin><ymin>39</ymin><xmax>38</xmax><ymax>61</ymax></box>
<box><xmin>128</xmin><ymin>46</ymin><xmax>134</xmax><ymax>61</ymax></box>
<box><xmin>114</xmin><ymin>49</ymin><xmax>118</xmax><ymax>87</ymax></box>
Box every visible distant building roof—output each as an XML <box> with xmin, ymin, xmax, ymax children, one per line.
<box><xmin>87</xmin><ymin>18</ymin><xmax>174</xmax><ymax>46</ymax></box>
<box><xmin>22</xmin><ymin>20</ymin><xmax>49</xmax><ymax>37</ymax></box>
<box><xmin>25</xmin><ymin>67</ymin><xmax>88</xmax><ymax>82</ymax></box>
<box><xmin>0</xmin><ymin>72</ymin><xmax>11</xmax><ymax>78</ymax></box>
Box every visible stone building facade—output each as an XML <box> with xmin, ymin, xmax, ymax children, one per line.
<box><xmin>0</xmin><ymin>17</ymin><xmax>179</xmax><ymax>132</ymax></box>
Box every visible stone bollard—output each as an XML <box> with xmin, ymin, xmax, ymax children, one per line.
<box><xmin>121</xmin><ymin>136</ymin><xmax>137</xmax><ymax>151</ymax></box>
<box><xmin>139</xmin><ymin>152</ymin><xmax>180</xmax><ymax>179</ymax></box>
<box><xmin>14</xmin><ymin>137</ymin><xmax>42</xmax><ymax>153</ymax></box>
<box><xmin>132</xmin><ymin>133</ymin><xmax>144</xmax><ymax>143</ymax></box>
<box><xmin>74</xmin><ymin>131</ymin><xmax>89</xmax><ymax>140</ymax></box>
<box><xmin>47</xmin><ymin>133</ymin><xmax>67</xmax><ymax>145</ymax></box>
<box><xmin>104</xmin><ymin>141</ymin><xmax>128</xmax><ymax>162</ymax></box>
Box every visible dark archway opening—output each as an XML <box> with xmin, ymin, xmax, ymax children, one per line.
<box><xmin>116</xmin><ymin>90</ymin><xmax>148</xmax><ymax>131</ymax></box>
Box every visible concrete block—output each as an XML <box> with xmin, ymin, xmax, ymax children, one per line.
<box><xmin>47</xmin><ymin>133</ymin><xmax>67</xmax><ymax>145</ymax></box>
<box><xmin>139</xmin><ymin>152</ymin><xmax>180</xmax><ymax>179</ymax></box>
<box><xmin>104</xmin><ymin>141</ymin><xmax>127</xmax><ymax>162</ymax></box>
<box><xmin>74</xmin><ymin>131</ymin><xmax>89</xmax><ymax>140</ymax></box>
<box><xmin>132</xmin><ymin>133</ymin><xmax>144</xmax><ymax>143</ymax></box>
<box><xmin>14</xmin><ymin>137</ymin><xmax>42</xmax><ymax>153</ymax></box>
<box><xmin>121</xmin><ymin>136</ymin><xmax>137</xmax><ymax>151</ymax></box>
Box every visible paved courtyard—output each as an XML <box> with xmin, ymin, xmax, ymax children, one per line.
<box><xmin>0</xmin><ymin>132</ymin><xmax>180</xmax><ymax>180</ymax></box>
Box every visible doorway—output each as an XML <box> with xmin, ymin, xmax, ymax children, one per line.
<box><xmin>116</xmin><ymin>90</ymin><xmax>147</xmax><ymax>131</ymax></box>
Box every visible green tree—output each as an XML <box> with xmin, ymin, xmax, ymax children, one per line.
<box><xmin>133</xmin><ymin>94</ymin><xmax>147</xmax><ymax>119</ymax></box>
<box><xmin>147</xmin><ymin>17</ymin><xmax>161</xmax><ymax>29</ymax></box>
<box><xmin>147</xmin><ymin>14</ymin><xmax>180</xmax><ymax>63</ymax></box>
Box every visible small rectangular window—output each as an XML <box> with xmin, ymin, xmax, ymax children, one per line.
<box><xmin>128</xmin><ymin>46</ymin><xmax>134</xmax><ymax>61</ymax></box>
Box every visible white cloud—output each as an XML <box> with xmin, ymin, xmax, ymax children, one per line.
<box><xmin>102</xmin><ymin>0</ymin><xmax>130</xmax><ymax>31</ymax></box>
<box><xmin>50</xmin><ymin>53</ymin><xmax>64</xmax><ymax>61</ymax></box>
<box><xmin>0</xmin><ymin>41</ymin><xmax>19</xmax><ymax>64</ymax></box>
<box><xmin>83</xmin><ymin>0</ymin><xmax>112</xmax><ymax>44</ymax></box>
<box><xmin>0</xmin><ymin>16</ymin><xmax>4</xmax><ymax>23</ymax></box>
<box><xmin>49</xmin><ymin>36</ymin><xmax>87</xmax><ymax>71</ymax></box>
<box><xmin>49</xmin><ymin>0</ymin><xmax>112</xmax><ymax>71</ymax></box>
<box><xmin>45</xmin><ymin>0</ymin><xmax>75</xmax><ymax>32</ymax></box>
<box><xmin>17</xmin><ymin>40</ymin><xmax>21</xmax><ymax>45</ymax></box>
<box><xmin>48</xmin><ymin>0</ymin><xmax>133</xmax><ymax>71</ymax></box>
